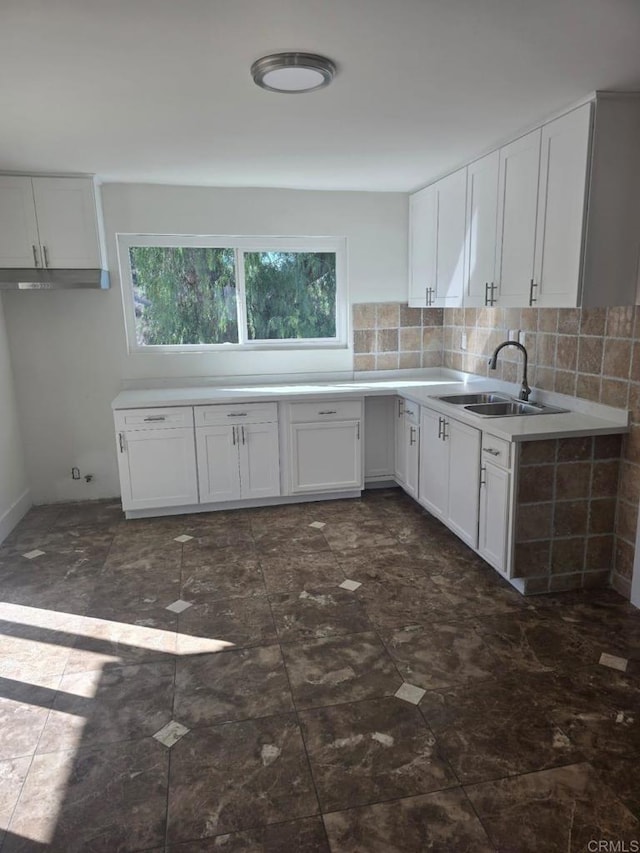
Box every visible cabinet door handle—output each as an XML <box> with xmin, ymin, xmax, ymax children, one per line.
<box><xmin>437</xmin><ymin>417</ymin><xmax>443</xmax><ymax>439</ymax></box>
<box><xmin>32</xmin><ymin>244</ymin><xmax>41</xmax><ymax>268</ymax></box>
<box><xmin>409</xmin><ymin>426</ymin><xmax>416</xmax><ymax>446</ymax></box>
<box><xmin>232</xmin><ymin>425</ymin><xmax>236</xmax><ymax>445</ymax></box>
<box><xmin>483</xmin><ymin>447</ymin><xmax>500</xmax><ymax>456</ymax></box>
<box><xmin>241</xmin><ymin>425</ymin><xmax>246</xmax><ymax>445</ymax></box>
<box><xmin>484</xmin><ymin>282</ymin><xmax>489</xmax><ymax>306</ymax></box>
<box><xmin>356</xmin><ymin>422</ymin><xmax>360</xmax><ymax>440</ymax></box>
<box><xmin>118</xmin><ymin>432</ymin><xmax>125</xmax><ymax>453</ymax></box>
<box><xmin>480</xmin><ymin>465</ymin><xmax>486</xmax><ymax>486</ymax></box>
<box><xmin>318</xmin><ymin>410</ymin><xmax>337</xmax><ymax>415</ymax></box>
<box><xmin>442</xmin><ymin>419</ymin><xmax>448</xmax><ymax>441</ymax></box>
<box><xmin>490</xmin><ymin>282</ymin><xmax>497</xmax><ymax>306</ymax></box>
<box><xmin>42</xmin><ymin>245</ymin><xmax>50</xmax><ymax>268</ymax></box>
<box><xmin>528</xmin><ymin>279</ymin><xmax>538</xmax><ymax>306</ymax></box>
<box><xmin>227</xmin><ymin>412</ymin><xmax>248</xmax><ymax>417</ymax></box>
<box><xmin>143</xmin><ymin>415</ymin><xmax>166</xmax><ymax>422</ymax></box>
<box><xmin>397</xmin><ymin>399</ymin><xmax>404</xmax><ymax>417</ymax></box>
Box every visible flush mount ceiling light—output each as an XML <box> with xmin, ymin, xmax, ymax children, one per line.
<box><xmin>251</xmin><ymin>52</ymin><xmax>336</xmax><ymax>93</ymax></box>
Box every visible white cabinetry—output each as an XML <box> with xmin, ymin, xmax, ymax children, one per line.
<box><xmin>409</xmin><ymin>168</ymin><xmax>466</xmax><ymax>308</ymax></box>
<box><xmin>364</xmin><ymin>396</ymin><xmax>396</xmax><ymax>484</ymax></box>
<box><xmin>285</xmin><ymin>400</ymin><xmax>363</xmax><ymax>494</ymax></box>
<box><xmin>394</xmin><ymin>397</ymin><xmax>420</xmax><ymax>499</ymax></box>
<box><xmin>195</xmin><ymin>403</ymin><xmax>280</xmax><ymax>503</ymax></box>
<box><xmin>114</xmin><ymin>408</ymin><xmax>198</xmax><ymax>512</ymax></box>
<box><xmin>478</xmin><ymin>434</ymin><xmax>513</xmax><ymax>576</ymax></box>
<box><xmin>494</xmin><ymin>129</ymin><xmax>542</xmax><ymax>308</ymax></box>
<box><xmin>419</xmin><ymin>406</ymin><xmax>481</xmax><ymax>548</ymax></box>
<box><xmin>0</xmin><ymin>176</ymin><xmax>105</xmax><ymax>269</ymax></box>
<box><xmin>464</xmin><ymin>151</ymin><xmax>499</xmax><ymax>308</ymax></box>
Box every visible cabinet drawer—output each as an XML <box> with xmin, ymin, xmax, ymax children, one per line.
<box><xmin>288</xmin><ymin>400</ymin><xmax>362</xmax><ymax>423</ymax></box>
<box><xmin>401</xmin><ymin>399</ymin><xmax>420</xmax><ymax>425</ymax></box>
<box><xmin>194</xmin><ymin>402</ymin><xmax>278</xmax><ymax>426</ymax></box>
<box><xmin>114</xmin><ymin>407</ymin><xmax>194</xmax><ymax>431</ymax></box>
<box><xmin>481</xmin><ymin>433</ymin><xmax>511</xmax><ymax>469</ymax></box>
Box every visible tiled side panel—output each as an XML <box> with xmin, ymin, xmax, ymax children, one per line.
<box><xmin>514</xmin><ymin>436</ymin><xmax>622</xmax><ymax>594</ymax></box>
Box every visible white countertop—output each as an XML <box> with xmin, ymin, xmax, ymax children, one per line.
<box><xmin>111</xmin><ymin>370</ymin><xmax>629</xmax><ymax>442</ymax></box>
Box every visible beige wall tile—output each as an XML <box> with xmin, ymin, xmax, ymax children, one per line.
<box><xmin>376</xmin><ymin>329</ymin><xmax>399</xmax><ymax>353</ymax></box>
<box><xmin>603</xmin><ymin>339</ymin><xmax>632</xmax><ymax>379</ymax></box>
<box><xmin>581</xmin><ymin>307</ymin><xmax>607</xmax><ymax>336</ymax></box>
<box><xmin>399</xmin><ymin>305</ymin><xmax>422</xmax><ymax>327</ymax></box>
<box><xmin>557</xmin><ymin>308</ymin><xmax>580</xmax><ymax>335</ymax></box>
<box><xmin>577</xmin><ymin>337</ymin><xmax>604</xmax><ymax>374</ymax></box>
<box><xmin>375</xmin><ymin>352</ymin><xmax>399</xmax><ymax>370</ymax></box>
<box><xmin>555</xmin><ymin>336</ymin><xmax>578</xmax><ymax>372</ymax></box>
<box><xmin>606</xmin><ymin>305</ymin><xmax>635</xmax><ymax>338</ymax></box>
<box><xmin>376</xmin><ymin>303</ymin><xmax>400</xmax><ymax>329</ymax></box>
<box><xmin>354</xmin><ymin>354</ymin><xmax>375</xmax><ymax>371</ymax></box>
<box><xmin>600</xmin><ymin>378</ymin><xmax>629</xmax><ymax>408</ymax></box>
<box><xmin>354</xmin><ymin>329</ymin><xmax>376</xmax><ymax>354</ymax></box>
<box><xmin>399</xmin><ymin>327</ymin><xmax>421</xmax><ymax>352</ymax></box>
<box><xmin>399</xmin><ymin>352</ymin><xmax>421</xmax><ymax>369</ymax></box>
<box><xmin>576</xmin><ymin>374</ymin><xmax>600</xmax><ymax>402</ymax></box>
<box><xmin>353</xmin><ymin>303</ymin><xmax>376</xmax><ymax>330</ymax></box>
<box><xmin>538</xmin><ymin>309</ymin><xmax>558</xmax><ymax>333</ymax></box>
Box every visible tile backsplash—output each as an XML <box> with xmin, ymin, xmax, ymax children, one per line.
<box><xmin>352</xmin><ymin>302</ymin><xmax>640</xmax><ymax>600</ymax></box>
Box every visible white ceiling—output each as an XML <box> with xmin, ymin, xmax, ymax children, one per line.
<box><xmin>2</xmin><ymin>0</ymin><xmax>640</xmax><ymax>191</ymax></box>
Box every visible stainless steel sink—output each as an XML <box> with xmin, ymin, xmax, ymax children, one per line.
<box><xmin>437</xmin><ymin>392</ymin><xmax>512</xmax><ymax>405</ymax></box>
<box><xmin>464</xmin><ymin>400</ymin><xmax>568</xmax><ymax>417</ymax></box>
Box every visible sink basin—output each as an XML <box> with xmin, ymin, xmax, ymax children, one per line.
<box><xmin>465</xmin><ymin>401</ymin><xmax>568</xmax><ymax>417</ymax></box>
<box><xmin>437</xmin><ymin>392</ymin><xmax>512</xmax><ymax>405</ymax></box>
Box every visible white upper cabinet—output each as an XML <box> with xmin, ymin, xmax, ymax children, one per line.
<box><xmin>494</xmin><ymin>129</ymin><xmax>541</xmax><ymax>308</ymax></box>
<box><xmin>533</xmin><ymin>104</ymin><xmax>592</xmax><ymax>308</ymax></box>
<box><xmin>464</xmin><ymin>151</ymin><xmax>499</xmax><ymax>308</ymax></box>
<box><xmin>408</xmin><ymin>168</ymin><xmax>466</xmax><ymax>308</ymax></box>
<box><xmin>0</xmin><ymin>175</ymin><xmax>106</xmax><ymax>269</ymax></box>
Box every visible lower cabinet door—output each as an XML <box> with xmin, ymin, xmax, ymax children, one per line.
<box><xmin>196</xmin><ymin>425</ymin><xmax>241</xmax><ymax>503</ymax></box>
<box><xmin>447</xmin><ymin>418</ymin><xmax>481</xmax><ymax>549</ymax></box>
<box><xmin>404</xmin><ymin>420</ymin><xmax>420</xmax><ymax>500</ymax></box>
<box><xmin>478</xmin><ymin>462</ymin><xmax>511</xmax><ymax>575</ymax></box>
<box><xmin>238</xmin><ymin>421</ymin><xmax>281</xmax><ymax>499</ymax></box>
<box><xmin>290</xmin><ymin>420</ymin><xmax>362</xmax><ymax>493</ymax></box>
<box><xmin>117</xmin><ymin>427</ymin><xmax>199</xmax><ymax>511</ymax></box>
<box><xmin>394</xmin><ymin>399</ymin><xmax>407</xmax><ymax>485</ymax></box>
<box><xmin>418</xmin><ymin>408</ymin><xmax>448</xmax><ymax>519</ymax></box>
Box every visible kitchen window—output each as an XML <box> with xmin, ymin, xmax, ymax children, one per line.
<box><xmin>117</xmin><ymin>234</ymin><xmax>347</xmax><ymax>352</ymax></box>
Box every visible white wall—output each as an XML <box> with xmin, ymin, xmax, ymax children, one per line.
<box><xmin>3</xmin><ymin>184</ymin><xmax>408</xmax><ymax>502</ymax></box>
<box><xmin>0</xmin><ymin>295</ymin><xmax>30</xmax><ymax>537</ymax></box>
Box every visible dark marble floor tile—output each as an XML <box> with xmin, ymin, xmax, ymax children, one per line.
<box><xmin>322</xmin><ymin>520</ymin><xmax>398</xmax><ymax>552</ymax></box>
<box><xmin>323</xmin><ymin>788</ymin><xmax>494</xmax><ymax>852</ymax></box>
<box><xmin>269</xmin><ymin>588</ymin><xmax>373</xmax><ymax>642</ymax></box>
<box><xmin>174</xmin><ymin>645</ymin><xmax>294</xmax><ymax>728</ymax></box>
<box><xmin>176</xmin><ymin>596</ymin><xmax>277</xmax><ymax>652</ymax></box>
<box><xmin>1</xmin><ymin>505</ymin><xmax>62</xmax><ymax>544</ymax></box>
<box><xmin>166</xmin><ymin>816</ymin><xmax>330</xmax><ymax>852</ymax></box>
<box><xmin>248</xmin><ymin>502</ymin><xmax>311</xmax><ymax>528</ymax></box>
<box><xmin>590</xmin><ymin>754</ymin><xmax>640</xmax><ymax>820</ymax></box>
<box><xmin>0</xmin><ymin>757</ymin><xmax>31</xmax><ymax>844</ymax></box>
<box><xmin>37</xmin><ymin>660</ymin><xmax>175</xmax><ymax>753</ymax></box>
<box><xmin>420</xmin><ymin>675</ymin><xmax>584</xmax><ymax>784</ymax></box>
<box><xmin>181</xmin><ymin>553</ymin><xmax>266</xmax><ymax>601</ymax></box>
<box><xmin>253</xmin><ymin>526</ymin><xmax>330</xmax><ymax>555</ymax></box>
<box><xmin>0</xmin><ymin>527</ymin><xmax>113</xmax><ymax>569</ymax></box>
<box><xmin>380</xmin><ymin>621</ymin><xmax>499</xmax><ymax>690</ymax></box>
<box><xmin>86</xmin><ymin>564</ymin><xmax>182</xmax><ymax>628</ymax></box>
<box><xmin>105</xmin><ymin>536</ymin><xmax>183</xmax><ymax>569</ymax></box>
<box><xmin>49</xmin><ymin>499</ymin><xmax>124</xmax><ymax>530</ymax></box>
<box><xmin>259</xmin><ymin>551</ymin><xmax>346</xmax><ymax>594</ymax></box>
<box><xmin>281</xmin><ymin>632</ymin><xmax>403</xmax><ymax>710</ymax></box>
<box><xmin>64</xmin><ymin>616</ymin><xmax>178</xmax><ymax>673</ymax></box>
<box><xmin>0</xmin><ymin>565</ymin><xmax>99</xmax><ymax>615</ymax></box>
<box><xmin>5</xmin><ymin>737</ymin><xmax>169</xmax><ymax>853</ymax></box>
<box><xmin>167</xmin><ymin>714</ymin><xmax>318</xmax><ymax>842</ymax></box>
<box><xmin>427</xmin><ymin>565</ymin><xmax>529</xmax><ymax>615</ymax></box>
<box><xmin>0</xmin><ymin>676</ymin><xmax>61</xmax><ymax>761</ymax></box>
<box><xmin>465</xmin><ymin>762</ymin><xmax>640</xmax><ymax>853</ymax></box>
<box><xmin>355</xmin><ymin>578</ymin><xmax>470</xmax><ymax>630</ymax></box>
<box><xmin>300</xmin><ymin>696</ymin><xmax>457</xmax><ymax>811</ymax></box>
<box><xmin>181</xmin><ymin>529</ymin><xmax>256</xmax><ymax>560</ymax></box>
<box><xmin>332</xmin><ymin>545</ymin><xmax>440</xmax><ymax>588</ymax></box>
<box><xmin>305</xmin><ymin>498</ymin><xmax>380</xmax><ymax>524</ymax></box>
<box><xmin>475</xmin><ymin>610</ymin><xmax>602</xmax><ymax>673</ymax></box>
<box><xmin>0</xmin><ymin>623</ymin><xmax>73</xmax><ymax>683</ymax></box>
<box><xmin>558</xmin><ymin>601</ymin><xmax>640</xmax><ymax>660</ymax></box>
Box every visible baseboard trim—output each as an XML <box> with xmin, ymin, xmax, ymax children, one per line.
<box><xmin>0</xmin><ymin>489</ymin><xmax>32</xmax><ymax>544</ymax></box>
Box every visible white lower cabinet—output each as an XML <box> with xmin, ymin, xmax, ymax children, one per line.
<box><xmin>285</xmin><ymin>399</ymin><xmax>363</xmax><ymax>494</ymax></box>
<box><xmin>477</xmin><ymin>434</ymin><xmax>514</xmax><ymax>576</ymax></box>
<box><xmin>115</xmin><ymin>407</ymin><xmax>198</xmax><ymax>511</ymax></box>
<box><xmin>419</xmin><ymin>406</ymin><xmax>481</xmax><ymax>549</ymax></box>
<box><xmin>195</xmin><ymin>405</ymin><xmax>280</xmax><ymax>503</ymax></box>
<box><xmin>395</xmin><ymin>398</ymin><xmax>420</xmax><ymax>500</ymax></box>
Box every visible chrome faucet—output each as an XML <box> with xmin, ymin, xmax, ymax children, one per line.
<box><xmin>488</xmin><ymin>341</ymin><xmax>531</xmax><ymax>401</ymax></box>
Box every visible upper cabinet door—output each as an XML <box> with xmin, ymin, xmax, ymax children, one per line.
<box><xmin>408</xmin><ymin>185</ymin><xmax>437</xmax><ymax>307</ymax></box>
<box><xmin>465</xmin><ymin>152</ymin><xmax>499</xmax><ymax>308</ymax></box>
<box><xmin>495</xmin><ymin>129</ymin><xmax>541</xmax><ymax>307</ymax></box>
<box><xmin>32</xmin><ymin>177</ymin><xmax>102</xmax><ymax>268</ymax></box>
<box><xmin>534</xmin><ymin>104</ymin><xmax>592</xmax><ymax>308</ymax></box>
<box><xmin>433</xmin><ymin>168</ymin><xmax>467</xmax><ymax>307</ymax></box>
<box><xmin>0</xmin><ymin>176</ymin><xmax>41</xmax><ymax>267</ymax></box>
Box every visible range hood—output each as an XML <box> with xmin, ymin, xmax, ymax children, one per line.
<box><xmin>0</xmin><ymin>268</ymin><xmax>110</xmax><ymax>290</ymax></box>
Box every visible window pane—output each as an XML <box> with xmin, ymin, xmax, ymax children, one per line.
<box><xmin>244</xmin><ymin>252</ymin><xmax>337</xmax><ymax>340</ymax></box>
<box><xmin>128</xmin><ymin>246</ymin><xmax>238</xmax><ymax>345</ymax></box>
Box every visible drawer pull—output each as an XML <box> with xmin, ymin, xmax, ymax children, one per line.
<box><xmin>483</xmin><ymin>447</ymin><xmax>500</xmax><ymax>456</ymax></box>
<box><xmin>405</xmin><ymin>408</ymin><xmax>414</xmax><ymax>417</ymax></box>
<box><xmin>480</xmin><ymin>465</ymin><xmax>487</xmax><ymax>486</ymax></box>
<box><xmin>227</xmin><ymin>412</ymin><xmax>248</xmax><ymax>417</ymax></box>
<box><xmin>32</xmin><ymin>244</ymin><xmax>40</xmax><ymax>268</ymax></box>
<box><xmin>118</xmin><ymin>432</ymin><xmax>125</xmax><ymax>453</ymax></box>
<box><xmin>143</xmin><ymin>415</ymin><xmax>166</xmax><ymax>422</ymax></box>
<box><xmin>409</xmin><ymin>426</ymin><xmax>416</xmax><ymax>446</ymax></box>
<box><xmin>241</xmin><ymin>425</ymin><xmax>246</xmax><ymax>445</ymax></box>
<box><xmin>232</xmin><ymin>426</ymin><xmax>236</xmax><ymax>445</ymax></box>
<box><xmin>318</xmin><ymin>410</ymin><xmax>337</xmax><ymax>415</ymax></box>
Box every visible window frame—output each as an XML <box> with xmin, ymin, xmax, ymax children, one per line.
<box><xmin>116</xmin><ymin>233</ymin><xmax>348</xmax><ymax>353</ymax></box>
